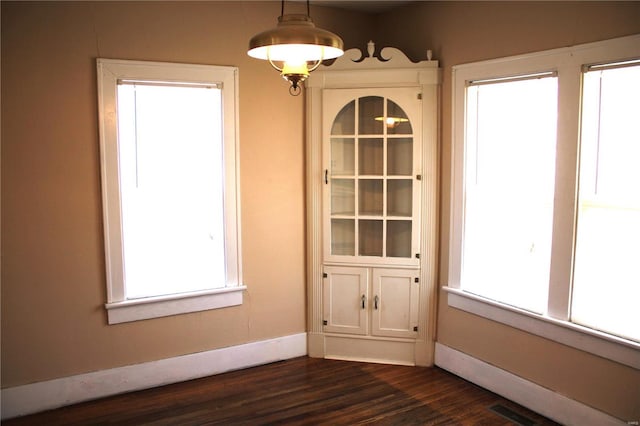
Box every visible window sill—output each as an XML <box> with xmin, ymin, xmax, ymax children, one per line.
<box><xmin>105</xmin><ymin>286</ymin><xmax>247</xmax><ymax>324</ymax></box>
<box><xmin>443</xmin><ymin>287</ymin><xmax>639</xmax><ymax>369</ymax></box>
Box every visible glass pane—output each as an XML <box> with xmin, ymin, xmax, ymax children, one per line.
<box><xmin>359</xmin><ymin>138</ymin><xmax>383</xmax><ymax>175</ymax></box>
<box><xmin>572</xmin><ymin>64</ymin><xmax>640</xmax><ymax>342</ymax></box>
<box><xmin>331</xmin><ymin>179</ymin><xmax>355</xmax><ymax>215</ymax></box>
<box><xmin>387</xmin><ymin>99</ymin><xmax>412</xmax><ymax>135</ymax></box>
<box><xmin>359</xmin><ymin>219</ymin><xmax>383</xmax><ymax>256</ymax></box>
<box><xmin>117</xmin><ymin>83</ymin><xmax>225</xmax><ymax>299</ymax></box>
<box><xmin>331</xmin><ymin>100</ymin><xmax>355</xmax><ymax>135</ymax></box>
<box><xmin>331</xmin><ymin>138</ymin><xmax>355</xmax><ymax>175</ymax></box>
<box><xmin>359</xmin><ymin>96</ymin><xmax>384</xmax><ymax>135</ymax></box>
<box><xmin>331</xmin><ymin>219</ymin><xmax>355</xmax><ymax>255</ymax></box>
<box><xmin>359</xmin><ymin>179</ymin><xmax>383</xmax><ymax>216</ymax></box>
<box><xmin>388</xmin><ymin>138</ymin><xmax>413</xmax><ymax>176</ymax></box>
<box><xmin>387</xmin><ymin>220</ymin><xmax>412</xmax><ymax>258</ymax></box>
<box><xmin>461</xmin><ymin>76</ymin><xmax>558</xmax><ymax>314</ymax></box>
<box><xmin>387</xmin><ymin>179</ymin><xmax>412</xmax><ymax>217</ymax></box>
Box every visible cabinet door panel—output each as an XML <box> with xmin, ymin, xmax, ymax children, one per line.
<box><xmin>371</xmin><ymin>268</ymin><xmax>419</xmax><ymax>338</ymax></box>
<box><xmin>323</xmin><ymin>266</ymin><xmax>368</xmax><ymax>335</ymax></box>
<box><xmin>323</xmin><ymin>88</ymin><xmax>421</xmax><ymax>267</ymax></box>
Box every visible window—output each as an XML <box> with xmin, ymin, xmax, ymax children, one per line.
<box><xmin>462</xmin><ymin>74</ymin><xmax>558</xmax><ymax>314</ymax></box>
<box><xmin>448</xmin><ymin>35</ymin><xmax>640</xmax><ymax>368</ymax></box>
<box><xmin>97</xmin><ymin>59</ymin><xmax>243</xmax><ymax>324</ymax></box>
<box><xmin>572</xmin><ymin>61</ymin><xmax>640</xmax><ymax>342</ymax></box>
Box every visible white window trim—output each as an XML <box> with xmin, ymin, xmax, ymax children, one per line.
<box><xmin>97</xmin><ymin>59</ymin><xmax>244</xmax><ymax>324</ymax></box>
<box><xmin>448</xmin><ymin>34</ymin><xmax>640</xmax><ymax>369</ymax></box>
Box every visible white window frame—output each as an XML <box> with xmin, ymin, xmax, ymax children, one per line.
<box><xmin>97</xmin><ymin>59</ymin><xmax>244</xmax><ymax>324</ymax></box>
<box><xmin>447</xmin><ymin>34</ymin><xmax>640</xmax><ymax>369</ymax></box>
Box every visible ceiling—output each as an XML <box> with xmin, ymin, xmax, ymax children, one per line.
<box><xmin>312</xmin><ymin>1</ymin><xmax>417</xmax><ymax>14</ymax></box>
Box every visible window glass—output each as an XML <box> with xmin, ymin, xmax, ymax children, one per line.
<box><xmin>386</xmin><ymin>99</ymin><xmax>412</xmax><ymax>135</ymax></box>
<box><xmin>461</xmin><ymin>76</ymin><xmax>558</xmax><ymax>313</ymax></box>
<box><xmin>331</xmin><ymin>100</ymin><xmax>355</xmax><ymax>135</ymax></box>
<box><xmin>572</xmin><ymin>63</ymin><xmax>640</xmax><ymax>341</ymax></box>
<box><xmin>358</xmin><ymin>96</ymin><xmax>384</xmax><ymax>135</ymax></box>
<box><xmin>117</xmin><ymin>83</ymin><xmax>225</xmax><ymax>299</ymax></box>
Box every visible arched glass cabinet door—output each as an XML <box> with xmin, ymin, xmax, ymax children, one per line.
<box><xmin>326</xmin><ymin>93</ymin><xmax>419</xmax><ymax>264</ymax></box>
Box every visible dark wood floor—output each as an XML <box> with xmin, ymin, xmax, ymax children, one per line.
<box><xmin>5</xmin><ymin>357</ymin><xmax>559</xmax><ymax>425</ymax></box>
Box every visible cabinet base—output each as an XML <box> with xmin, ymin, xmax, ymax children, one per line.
<box><xmin>310</xmin><ymin>334</ymin><xmax>432</xmax><ymax>366</ymax></box>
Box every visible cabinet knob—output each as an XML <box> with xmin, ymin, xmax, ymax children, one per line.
<box><xmin>361</xmin><ymin>294</ymin><xmax>366</xmax><ymax>309</ymax></box>
<box><xmin>374</xmin><ymin>295</ymin><xmax>379</xmax><ymax>310</ymax></box>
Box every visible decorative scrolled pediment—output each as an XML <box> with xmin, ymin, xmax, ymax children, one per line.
<box><xmin>308</xmin><ymin>40</ymin><xmax>440</xmax><ymax>88</ymax></box>
<box><xmin>323</xmin><ymin>40</ymin><xmax>438</xmax><ymax>70</ymax></box>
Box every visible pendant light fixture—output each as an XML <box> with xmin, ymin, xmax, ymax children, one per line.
<box><xmin>248</xmin><ymin>0</ymin><xmax>344</xmax><ymax>96</ymax></box>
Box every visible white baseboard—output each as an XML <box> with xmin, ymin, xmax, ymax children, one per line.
<box><xmin>1</xmin><ymin>333</ymin><xmax>308</xmax><ymax>420</ymax></box>
<box><xmin>434</xmin><ymin>343</ymin><xmax>625</xmax><ymax>426</ymax></box>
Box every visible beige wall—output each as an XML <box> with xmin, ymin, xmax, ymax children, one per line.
<box><xmin>0</xmin><ymin>1</ymin><xmax>372</xmax><ymax>387</ymax></box>
<box><xmin>377</xmin><ymin>1</ymin><xmax>640</xmax><ymax>421</ymax></box>
<box><xmin>2</xmin><ymin>0</ymin><xmax>639</xmax><ymax>421</ymax></box>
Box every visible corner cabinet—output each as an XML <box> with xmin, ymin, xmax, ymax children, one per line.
<box><xmin>306</xmin><ymin>42</ymin><xmax>441</xmax><ymax>366</ymax></box>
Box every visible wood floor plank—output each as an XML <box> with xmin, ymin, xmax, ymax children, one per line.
<box><xmin>4</xmin><ymin>357</ymin><xmax>559</xmax><ymax>425</ymax></box>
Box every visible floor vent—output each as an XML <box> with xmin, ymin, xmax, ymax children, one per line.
<box><xmin>488</xmin><ymin>404</ymin><xmax>537</xmax><ymax>426</ymax></box>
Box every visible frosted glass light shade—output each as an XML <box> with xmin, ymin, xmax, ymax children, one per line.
<box><xmin>248</xmin><ymin>14</ymin><xmax>344</xmax><ymax>62</ymax></box>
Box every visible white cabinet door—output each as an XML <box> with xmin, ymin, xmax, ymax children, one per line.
<box><xmin>323</xmin><ymin>266</ymin><xmax>368</xmax><ymax>335</ymax></box>
<box><xmin>322</xmin><ymin>88</ymin><xmax>422</xmax><ymax>267</ymax></box>
<box><xmin>371</xmin><ymin>268</ymin><xmax>419</xmax><ymax>339</ymax></box>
